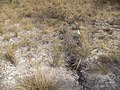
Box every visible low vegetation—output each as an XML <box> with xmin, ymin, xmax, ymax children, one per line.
<box><xmin>99</xmin><ymin>50</ymin><xmax>120</xmax><ymax>64</ymax></box>
<box><xmin>0</xmin><ymin>0</ymin><xmax>120</xmax><ymax>89</ymax></box>
<box><xmin>0</xmin><ymin>0</ymin><xmax>119</xmax><ymax>68</ymax></box>
<box><xmin>52</xmin><ymin>43</ymin><xmax>62</xmax><ymax>67</ymax></box>
<box><xmin>0</xmin><ymin>0</ymin><xmax>119</xmax><ymax>24</ymax></box>
<box><xmin>13</xmin><ymin>71</ymin><xmax>57</xmax><ymax>90</ymax></box>
<box><xmin>4</xmin><ymin>45</ymin><xmax>18</xmax><ymax>65</ymax></box>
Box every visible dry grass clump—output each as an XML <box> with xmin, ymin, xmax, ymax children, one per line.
<box><xmin>96</xmin><ymin>50</ymin><xmax>120</xmax><ymax>74</ymax></box>
<box><xmin>94</xmin><ymin>0</ymin><xmax>120</xmax><ymax>5</ymax></box>
<box><xmin>13</xmin><ymin>71</ymin><xmax>57</xmax><ymax>90</ymax></box>
<box><xmin>3</xmin><ymin>34</ymin><xmax>11</xmax><ymax>41</ymax></box>
<box><xmin>52</xmin><ymin>42</ymin><xmax>62</xmax><ymax>67</ymax></box>
<box><xmin>108</xmin><ymin>51</ymin><xmax>120</xmax><ymax>64</ymax></box>
<box><xmin>0</xmin><ymin>51</ymin><xmax>4</xmax><ymax>60</ymax></box>
<box><xmin>1</xmin><ymin>5</ymin><xmax>19</xmax><ymax>23</ymax></box>
<box><xmin>18</xmin><ymin>38</ymin><xmax>31</xmax><ymax>47</ymax></box>
<box><xmin>18</xmin><ymin>34</ymin><xmax>39</xmax><ymax>48</ymax></box>
<box><xmin>0</xmin><ymin>0</ymin><xmax>20</xmax><ymax>4</ymax></box>
<box><xmin>0</xmin><ymin>23</ymin><xmax>3</xmax><ymax>34</ymax></box>
<box><xmin>62</xmin><ymin>28</ymin><xmax>93</xmax><ymax>69</ymax></box>
<box><xmin>4</xmin><ymin>45</ymin><xmax>18</xmax><ymax>65</ymax></box>
<box><xmin>98</xmin><ymin>50</ymin><xmax>120</xmax><ymax>64</ymax></box>
<box><xmin>24</xmin><ymin>21</ymin><xmax>33</xmax><ymax>31</ymax></box>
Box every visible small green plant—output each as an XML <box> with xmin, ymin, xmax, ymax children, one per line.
<box><xmin>24</xmin><ymin>22</ymin><xmax>33</xmax><ymax>31</ymax></box>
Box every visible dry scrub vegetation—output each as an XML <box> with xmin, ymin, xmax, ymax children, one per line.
<box><xmin>0</xmin><ymin>0</ymin><xmax>119</xmax><ymax>23</ymax></box>
<box><xmin>13</xmin><ymin>71</ymin><xmax>56</xmax><ymax>90</ymax></box>
<box><xmin>0</xmin><ymin>0</ymin><xmax>119</xmax><ymax>70</ymax></box>
<box><xmin>0</xmin><ymin>0</ymin><xmax>120</xmax><ymax>90</ymax></box>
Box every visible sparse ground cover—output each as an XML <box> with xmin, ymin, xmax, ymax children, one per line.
<box><xmin>0</xmin><ymin>0</ymin><xmax>120</xmax><ymax>90</ymax></box>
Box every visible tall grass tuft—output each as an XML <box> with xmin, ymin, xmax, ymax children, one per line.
<box><xmin>13</xmin><ymin>71</ymin><xmax>57</xmax><ymax>90</ymax></box>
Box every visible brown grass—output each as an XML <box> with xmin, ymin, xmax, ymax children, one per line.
<box><xmin>4</xmin><ymin>45</ymin><xmax>18</xmax><ymax>65</ymax></box>
<box><xmin>0</xmin><ymin>0</ymin><xmax>119</xmax><ymax>24</ymax></box>
<box><xmin>52</xmin><ymin>42</ymin><xmax>62</xmax><ymax>67</ymax></box>
<box><xmin>99</xmin><ymin>50</ymin><xmax>120</xmax><ymax>64</ymax></box>
<box><xmin>13</xmin><ymin>71</ymin><xmax>57</xmax><ymax>90</ymax></box>
<box><xmin>0</xmin><ymin>0</ymin><xmax>119</xmax><ymax>70</ymax></box>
